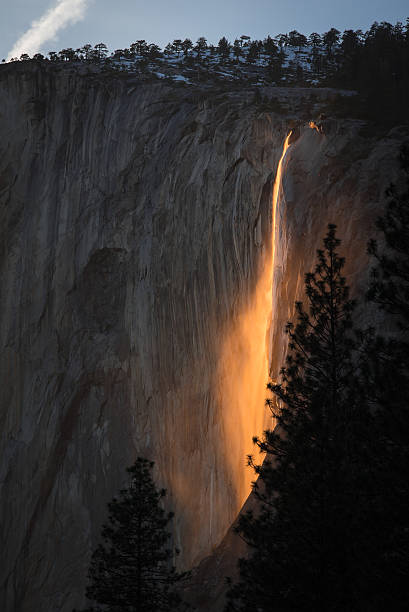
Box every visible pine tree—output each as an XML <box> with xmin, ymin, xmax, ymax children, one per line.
<box><xmin>246</xmin><ymin>41</ymin><xmax>260</xmax><ymax>64</ymax></box>
<box><xmin>194</xmin><ymin>37</ymin><xmax>208</xmax><ymax>60</ymax></box>
<box><xmin>226</xmin><ymin>226</ymin><xmax>378</xmax><ymax>612</ymax></box>
<box><xmin>368</xmin><ymin>144</ymin><xmax>409</xmax><ymax>337</ymax></box>
<box><xmin>181</xmin><ymin>39</ymin><xmax>193</xmax><ymax>57</ymax></box>
<box><xmin>309</xmin><ymin>32</ymin><xmax>322</xmax><ymax>49</ymax></box>
<box><xmin>93</xmin><ymin>43</ymin><xmax>108</xmax><ymax>61</ymax></box>
<box><xmin>172</xmin><ymin>39</ymin><xmax>183</xmax><ymax>58</ymax></box>
<box><xmin>365</xmin><ymin>143</ymin><xmax>409</xmax><ymax>609</ymax></box>
<box><xmin>233</xmin><ymin>39</ymin><xmax>242</xmax><ymax>63</ymax></box>
<box><xmin>323</xmin><ymin>28</ymin><xmax>340</xmax><ymax>59</ymax></box>
<box><xmin>80</xmin><ymin>457</ymin><xmax>186</xmax><ymax>612</ymax></box>
<box><xmin>263</xmin><ymin>35</ymin><xmax>277</xmax><ymax>60</ymax></box>
<box><xmin>217</xmin><ymin>37</ymin><xmax>231</xmax><ymax>61</ymax></box>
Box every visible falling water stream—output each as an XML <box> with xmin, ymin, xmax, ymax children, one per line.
<box><xmin>215</xmin><ymin>132</ymin><xmax>292</xmax><ymax>513</ymax></box>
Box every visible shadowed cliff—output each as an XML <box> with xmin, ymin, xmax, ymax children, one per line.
<box><xmin>0</xmin><ymin>62</ymin><xmax>407</xmax><ymax>611</ymax></box>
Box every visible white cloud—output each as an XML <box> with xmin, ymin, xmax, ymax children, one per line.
<box><xmin>7</xmin><ymin>0</ymin><xmax>91</xmax><ymax>60</ymax></box>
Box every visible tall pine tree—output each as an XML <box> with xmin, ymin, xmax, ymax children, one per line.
<box><xmin>79</xmin><ymin>457</ymin><xmax>186</xmax><ymax>612</ymax></box>
<box><xmin>226</xmin><ymin>225</ymin><xmax>378</xmax><ymax>612</ymax></box>
<box><xmin>365</xmin><ymin>142</ymin><xmax>409</xmax><ymax>610</ymax></box>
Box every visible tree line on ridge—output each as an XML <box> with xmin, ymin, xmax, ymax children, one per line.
<box><xmin>5</xmin><ymin>19</ymin><xmax>409</xmax><ymax>124</ymax></box>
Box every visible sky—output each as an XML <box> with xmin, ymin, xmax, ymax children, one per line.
<box><xmin>2</xmin><ymin>0</ymin><xmax>408</xmax><ymax>61</ymax></box>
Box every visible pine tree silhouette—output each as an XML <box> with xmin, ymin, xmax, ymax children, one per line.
<box><xmin>365</xmin><ymin>143</ymin><xmax>409</xmax><ymax>610</ymax></box>
<box><xmin>80</xmin><ymin>457</ymin><xmax>186</xmax><ymax>611</ymax></box>
<box><xmin>226</xmin><ymin>225</ymin><xmax>377</xmax><ymax>612</ymax></box>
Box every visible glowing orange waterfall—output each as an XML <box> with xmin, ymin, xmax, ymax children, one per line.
<box><xmin>271</xmin><ymin>133</ymin><xmax>292</xmax><ymax>274</ymax></box>
<box><xmin>214</xmin><ymin>133</ymin><xmax>292</xmax><ymax>514</ymax></box>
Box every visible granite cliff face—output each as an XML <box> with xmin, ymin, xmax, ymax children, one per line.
<box><xmin>184</xmin><ymin>119</ymin><xmax>409</xmax><ymax>612</ymax></box>
<box><xmin>0</xmin><ymin>63</ymin><xmax>407</xmax><ymax>611</ymax></box>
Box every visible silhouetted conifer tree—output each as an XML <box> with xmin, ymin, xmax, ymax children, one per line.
<box><xmin>226</xmin><ymin>226</ymin><xmax>378</xmax><ymax>612</ymax></box>
<box><xmin>323</xmin><ymin>28</ymin><xmax>340</xmax><ymax>58</ymax></box>
<box><xmin>233</xmin><ymin>39</ymin><xmax>242</xmax><ymax>62</ymax></box>
<box><xmin>368</xmin><ymin>144</ymin><xmax>409</xmax><ymax>336</ymax></box>
<box><xmin>79</xmin><ymin>457</ymin><xmax>186</xmax><ymax>612</ymax></box>
<box><xmin>217</xmin><ymin>36</ymin><xmax>231</xmax><ymax>60</ymax></box>
<box><xmin>194</xmin><ymin>37</ymin><xmax>208</xmax><ymax>59</ymax></box>
<box><xmin>365</xmin><ymin>142</ymin><xmax>409</xmax><ymax>610</ymax></box>
<box><xmin>181</xmin><ymin>39</ymin><xmax>193</xmax><ymax>56</ymax></box>
<box><xmin>93</xmin><ymin>43</ymin><xmax>108</xmax><ymax>61</ymax></box>
<box><xmin>263</xmin><ymin>35</ymin><xmax>277</xmax><ymax>58</ymax></box>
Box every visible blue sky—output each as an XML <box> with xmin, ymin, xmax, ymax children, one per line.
<box><xmin>2</xmin><ymin>0</ymin><xmax>408</xmax><ymax>61</ymax></box>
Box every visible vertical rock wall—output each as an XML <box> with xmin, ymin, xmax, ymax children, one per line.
<box><xmin>0</xmin><ymin>64</ymin><xmax>288</xmax><ymax>611</ymax></box>
<box><xmin>0</xmin><ymin>63</ymin><xmax>407</xmax><ymax>611</ymax></box>
<box><xmin>270</xmin><ymin>123</ymin><xmax>409</xmax><ymax>382</ymax></box>
<box><xmin>184</xmin><ymin>120</ymin><xmax>409</xmax><ymax>612</ymax></box>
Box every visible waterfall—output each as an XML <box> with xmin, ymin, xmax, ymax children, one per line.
<box><xmin>214</xmin><ymin>133</ymin><xmax>292</xmax><ymax>513</ymax></box>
